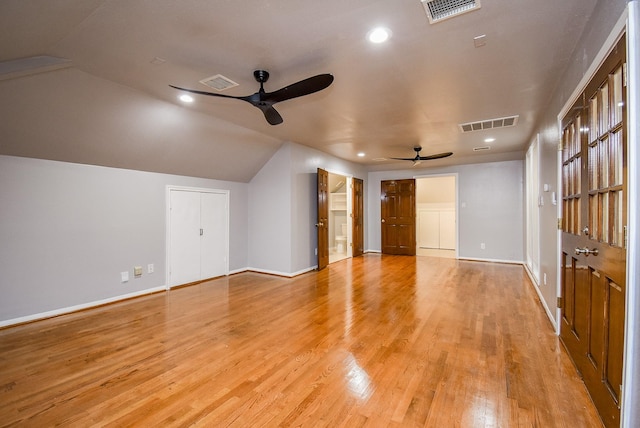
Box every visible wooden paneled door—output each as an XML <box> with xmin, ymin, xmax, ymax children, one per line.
<box><xmin>560</xmin><ymin>36</ymin><xmax>626</xmax><ymax>428</ymax></box>
<box><xmin>317</xmin><ymin>168</ymin><xmax>329</xmax><ymax>270</ymax></box>
<box><xmin>352</xmin><ymin>177</ymin><xmax>364</xmax><ymax>257</ymax></box>
<box><xmin>381</xmin><ymin>179</ymin><xmax>416</xmax><ymax>255</ymax></box>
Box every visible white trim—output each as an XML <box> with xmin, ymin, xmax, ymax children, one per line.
<box><xmin>524</xmin><ymin>263</ymin><xmax>558</xmax><ymax>332</ymax></box>
<box><xmin>622</xmin><ymin>2</ymin><xmax>640</xmax><ymax>427</ymax></box>
<box><xmin>457</xmin><ymin>257</ymin><xmax>524</xmax><ymax>265</ymax></box>
<box><xmin>246</xmin><ymin>266</ymin><xmax>317</xmax><ymax>278</ymax></box>
<box><xmin>365</xmin><ymin>249</ymin><xmax>382</xmax><ymax>254</ymax></box>
<box><xmin>0</xmin><ymin>286</ymin><xmax>166</xmax><ymax>328</ymax></box>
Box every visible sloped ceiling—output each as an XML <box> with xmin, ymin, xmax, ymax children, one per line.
<box><xmin>0</xmin><ymin>0</ymin><xmax>598</xmax><ymax>181</ymax></box>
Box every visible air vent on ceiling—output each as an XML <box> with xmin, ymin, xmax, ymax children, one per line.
<box><xmin>459</xmin><ymin>115</ymin><xmax>519</xmax><ymax>133</ymax></box>
<box><xmin>421</xmin><ymin>0</ymin><xmax>481</xmax><ymax>24</ymax></box>
<box><xmin>473</xmin><ymin>146</ymin><xmax>491</xmax><ymax>152</ymax></box>
<box><xmin>199</xmin><ymin>74</ymin><xmax>239</xmax><ymax>91</ymax></box>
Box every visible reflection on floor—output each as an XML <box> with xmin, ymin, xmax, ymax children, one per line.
<box><xmin>417</xmin><ymin>248</ymin><xmax>456</xmax><ymax>258</ymax></box>
<box><xmin>329</xmin><ymin>248</ymin><xmax>349</xmax><ymax>264</ymax></box>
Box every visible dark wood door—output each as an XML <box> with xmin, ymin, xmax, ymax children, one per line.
<box><xmin>381</xmin><ymin>179</ymin><xmax>416</xmax><ymax>255</ymax></box>
<box><xmin>317</xmin><ymin>168</ymin><xmax>329</xmax><ymax>270</ymax></box>
<box><xmin>352</xmin><ymin>177</ymin><xmax>364</xmax><ymax>257</ymax></box>
<box><xmin>559</xmin><ymin>36</ymin><xmax>626</xmax><ymax>428</ymax></box>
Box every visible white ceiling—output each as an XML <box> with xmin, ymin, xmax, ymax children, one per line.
<box><xmin>0</xmin><ymin>0</ymin><xmax>598</xmax><ymax>181</ymax></box>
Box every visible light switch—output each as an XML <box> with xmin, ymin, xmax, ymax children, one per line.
<box><xmin>121</xmin><ymin>271</ymin><xmax>129</xmax><ymax>283</ymax></box>
<box><xmin>134</xmin><ymin>266</ymin><xmax>143</xmax><ymax>277</ymax></box>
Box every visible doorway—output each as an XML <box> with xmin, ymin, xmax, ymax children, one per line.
<box><xmin>328</xmin><ymin>172</ymin><xmax>351</xmax><ymax>264</ymax></box>
<box><xmin>415</xmin><ymin>175</ymin><xmax>457</xmax><ymax>258</ymax></box>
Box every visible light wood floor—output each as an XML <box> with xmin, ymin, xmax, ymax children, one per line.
<box><xmin>0</xmin><ymin>255</ymin><xmax>602</xmax><ymax>427</ymax></box>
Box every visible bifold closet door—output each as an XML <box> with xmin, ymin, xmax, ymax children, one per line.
<box><xmin>169</xmin><ymin>190</ymin><xmax>228</xmax><ymax>287</ymax></box>
<box><xmin>170</xmin><ymin>190</ymin><xmax>202</xmax><ymax>285</ymax></box>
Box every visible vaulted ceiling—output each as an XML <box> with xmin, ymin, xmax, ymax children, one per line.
<box><xmin>0</xmin><ymin>0</ymin><xmax>598</xmax><ymax>182</ymax></box>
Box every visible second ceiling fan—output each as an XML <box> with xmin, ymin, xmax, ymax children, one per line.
<box><xmin>391</xmin><ymin>146</ymin><xmax>453</xmax><ymax>166</ymax></box>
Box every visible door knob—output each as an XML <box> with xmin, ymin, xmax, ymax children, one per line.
<box><xmin>315</xmin><ymin>222</ymin><xmax>324</xmax><ymax>227</ymax></box>
<box><xmin>381</xmin><ymin>219</ymin><xmax>385</xmax><ymax>223</ymax></box>
<box><xmin>575</xmin><ymin>247</ymin><xmax>598</xmax><ymax>256</ymax></box>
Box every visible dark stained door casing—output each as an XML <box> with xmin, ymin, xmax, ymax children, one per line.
<box><xmin>317</xmin><ymin>168</ymin><xmax>329</xmax><ymax>270</ymax></box>
<box><xmin>352</xmin><ymin>177</ymin><xmax>364</xmax><ymax>257</ymax></box>
<box><xmin>381</xmin><ymin>179</ymin><xmax>416</xmax><ymax>255</ymax></box>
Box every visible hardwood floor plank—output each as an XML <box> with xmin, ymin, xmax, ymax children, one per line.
<box><xmin>0</xmin><ymin>255</ymin><xmax>602</xmax><ymax>427</ymax></box>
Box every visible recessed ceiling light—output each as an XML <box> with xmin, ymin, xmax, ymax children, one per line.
<box><xmin>484</xmin><ymin>137</ymin><xmax>495</xmax><ymax>143</ymax></box>
<box><xmin>368</xmin><ymin>27</ymin><xmax>391</xmax><ymax>44</ymax></box>
<box><xmin>179</xmin><ymin>94</ymin><xmax>194</xmax><ymax>103</ymax></box>
<box><xmin>357</xmin><ymin>152</ymin><xmax>366</xmax><ymax>157</ymax></box>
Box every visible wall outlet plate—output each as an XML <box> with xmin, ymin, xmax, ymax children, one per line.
<box><xmin>134</xmin><ymin>266</ymin><xmax>143</xmax><ymax>277</ymax></box>
<box><xmin>147</xmin><ymin>263</ymin><xmax>154</xmax><ymax>274</ymax></box>
<box><xmin>121</xmin><ymin>271</ymin><xmax>129</xmax><ymax>282</ymax></box>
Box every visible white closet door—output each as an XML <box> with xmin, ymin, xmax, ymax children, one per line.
<box><xmin>439</xmin><ymin>210</ymin><xmax>456</xmax><ymax>250</ymax></box>
<box><xmin>170</xmin><ymin>190</ymin><xmax>201</xmax><ymax>286</ymax></box>
<box><xmin>200</xmin><ymin>192</ymin><xmax>228</xmax><ymax>279</ymax></box>
<box><xmin>419</xmin><ymin>210</ymin><xmax>440</xmax><ymax>249</ymax></box>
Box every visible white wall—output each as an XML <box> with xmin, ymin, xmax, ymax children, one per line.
<box><xmin>0</xmin><ymin>155</ymin><xmax>249</xmax><ymax>324</ymax></box>
<box><xmin>367</xmin><ymin>160</ymin><xmax>524</xmax><ymax>262</ymax></box>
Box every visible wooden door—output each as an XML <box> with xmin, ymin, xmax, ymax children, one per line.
<box><xmin>352</xmin><ymin>177</ymin><xmax>364</xmax><ymax>257</ymax></box>
<box><xmin>559</xmin><ymin>36</ymin><xmax>626</xmax><ymax>428</ymax></box>
<box><xmin>317</xmin><ymin>168</ymin><xmax>329</xmax><ymax>270</ymax></box>
<box><xmin>381</xmin><ymin>179</ymin><xmax>416</xmax><ymax>255</ymax></box>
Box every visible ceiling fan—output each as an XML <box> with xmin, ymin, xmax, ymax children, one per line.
<box><xmin>170</xmin><ymin>70</ymin><xmax>334</xmax><ymax>125</ymax></box>
<box><xmin>391</xmin><ymin>146</ymin><xmax>453</xmax><ymax>166</ymax></box>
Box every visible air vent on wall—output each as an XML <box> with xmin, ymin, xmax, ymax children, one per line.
<box><xmin>199</xmin><ymin>74</ymin><xmax>239</xmax><ymax>91</ymax></box>
<box><xmin>459</xmin><ymin>115</ymin><xmax>519</xmax><ymax>133</ymax></box>
<box><xmin>421</xmin><ymin>0</ymin><xmax>481</xmax><ymax>24</ymax></box>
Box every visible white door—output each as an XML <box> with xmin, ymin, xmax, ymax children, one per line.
<box><xmin>200</xmin><ymin>192</ymin><xmax>228</xmax><ymax>279</ymax></box>
<box><xmin>419</xmin><ymin>210</ymin><xmax>440</xmax><ymax>249</ymax></box>
<box><xmin>170</xmin><ymin>190</ymin><xmax>201</xmax><ymax>285</ymax></box>
<box><xmin>439</xmin><ymin>210</ymin><xmax>456</xmax><ymax>250</ymax></box>
<box><xmin>169</xmin><ymin>188</ymin><xmax>229</xmax><ymax>287</ymax></box>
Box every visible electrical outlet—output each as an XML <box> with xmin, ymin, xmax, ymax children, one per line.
<box><xmin>121</xmin><ymin>271</ymin><xmax>129</xmax><ymax>283</ymax></box>
<box><xmin>480</xmin><ymin>243</ymin><xmax>486</xmax><ymax>250</ymax></box>
<box><xmin>147</xmin><ymin>263</ymin><xmax>154</xmax><ymax>274</ymax></box>
<box><xmin>134</xmin><ymin>266</ymin><xmax>143</xmax><ymax>277</ymax></box>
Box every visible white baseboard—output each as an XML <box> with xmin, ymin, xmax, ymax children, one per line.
<box><xmin>230</xmin><ymin>266</ymin><xmax>317</xmax><ymax>278</ymax></box>
<box><xmin>0</xmin><ymin>286</ymin><xmax>167</xmax><ymax>328</ymax></box>
<box><xmin>523</xmin><ymin>264</ymin><xmax>558</xmax><ymax>333</ymax></box>
<box><xmin>457</xmin><ymin>256</ymin><xmax>524</xmax><ymax>265</ymax></box>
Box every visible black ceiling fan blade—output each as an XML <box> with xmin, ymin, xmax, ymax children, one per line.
<box><xmin>256</xmin><ymin>105</ymin><xmax>283</xmax><ymax>125</ymax></box>
<box><xmin>418</xmin><ymin>152</ymin><xmax>454</xmax><ymax>160</ymax></box>
<box><xmin>169</xmin><ymin>85</ymin><xmax>246</xmax><ymax>100</ymax></box>
<box><xmin>390</xmin><ymin>157</ymin><xmax>417</xmax><ymax>161</ymax></box>
<box><xmin>263</xmin><ymin>74</ymin><xmax>334</xmax><ymax>104</ymax></box>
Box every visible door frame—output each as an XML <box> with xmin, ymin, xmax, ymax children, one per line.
<box><xmin>415</xmin><ymin>173</ymin><xmax>459</xmax><ymax>258</ymax></box>
<box><xmin>165</xmin><ymin>185</ymin><xmax>230</xmax><ymax>289</ymax></box>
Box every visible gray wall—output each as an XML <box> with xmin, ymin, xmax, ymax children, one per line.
<box><xmin>248</xmin><ymin>141</ymin><xmax>367</xmax><ymax>276</ymax></box>
<box><xmin>0</xmin><ymin>155</ymin><xmax>249</xmax><ymax>324</ymax></box>
<box><xmin>367</xmin><ymin>160</ymin><xmax>525</xmax><ymax>262</ymax></box>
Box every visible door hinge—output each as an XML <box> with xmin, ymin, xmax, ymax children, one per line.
<box><xmin>557</xmin><ymin>218</ymin><xmax>563</xmax><ymax>229</ymax></box>
<box><xmin>557</xmin><ymin>297</ymin><xmax>563</xmax><ymax>308</ymax></box>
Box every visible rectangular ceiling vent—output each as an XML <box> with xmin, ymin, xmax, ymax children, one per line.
<box><xmin>199</xmin><ymin>74</ymin><xmax>239</xmax><ymax>91</ymax></box>
<box><xmin>459</xmin><ymin>115</ymin><xmax>519</xmax><ymax>133</ymax></box>
<box><xmin>421</xmin><ymin>0</ymin><xmax>481</xmax><ymax>24</ymax></box>
<box><xmin>473</xmin><ymin>146</ymin><xmax>491</xmax><ymax>152</ymax></box>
